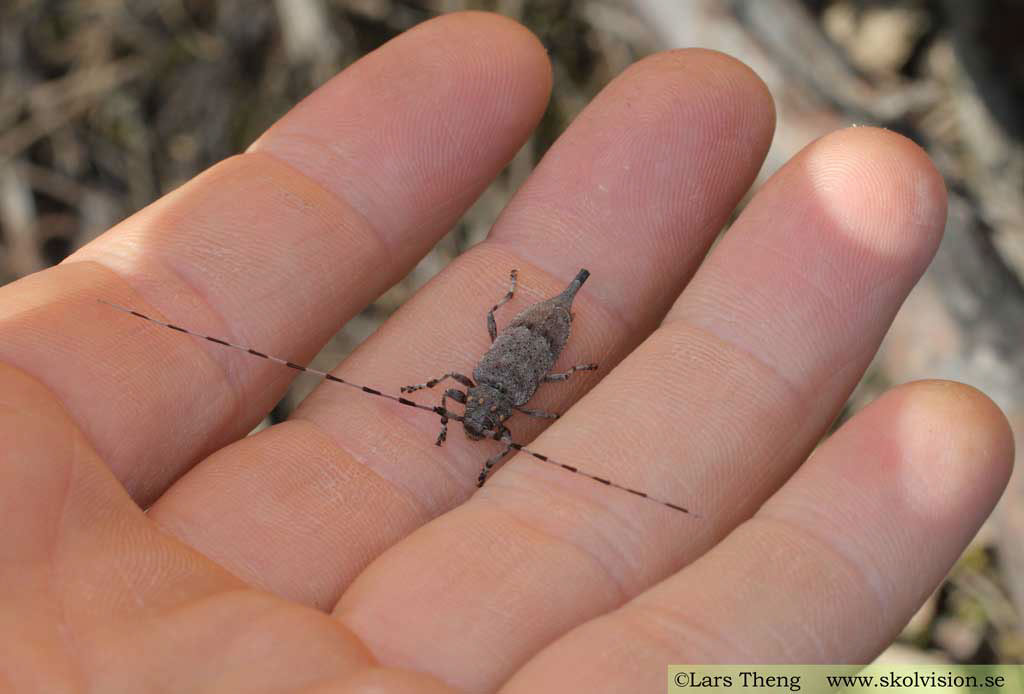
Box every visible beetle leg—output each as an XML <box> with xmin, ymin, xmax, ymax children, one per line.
<box><xmin>435</xmin><ymin>388</ymin><xmax>467</xmax><ymax>446</ymax></box>
<box><xmin>543</xmin><ymin>363</ymin><xmax>598</xmax><ymax>382</ymax></box>
<box><xmin>487</xmin><ymin>269</ymin><xmax>518</xmax><ymax>342</ymax></box>
<box><xmin>401</xmin><ymin>371</ymin><xmax>475</xmax><ymax>393</ymax></box>
<box><xmin>515</xmin><ymin>405</ymin><xmax>559</xmax><ymax>420</ymax></box>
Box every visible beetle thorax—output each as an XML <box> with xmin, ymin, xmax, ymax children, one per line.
<box><xmin>463</xmin><ymin>384</ymin><xmax>513</xmax><ymax>440</ymax></box>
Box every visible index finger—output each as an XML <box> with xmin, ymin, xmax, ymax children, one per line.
<box><xmin>0</xmin><ymin>12</ymin><xmax>552</xmax><ymax>505</ymax></box>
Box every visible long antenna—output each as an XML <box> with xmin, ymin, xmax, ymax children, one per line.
<box><xmin>99</xmin><ymin>299</ymin><xmax>698</xmax><ymax>516</ymax></box>
<box><xmin>491</xmin><ymin>433</ymin><xmax>697</xmax><ymax>516</ymax></box>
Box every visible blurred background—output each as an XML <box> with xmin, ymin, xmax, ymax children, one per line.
<box><xmin>1</xmin><ymin>0</ymin><xmax>1021</xmax><ymax>665</ymax></box>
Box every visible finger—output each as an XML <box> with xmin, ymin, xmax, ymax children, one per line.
<box><xmin>334</xmin><ymin>127</ymin><xmax>948</xmax><ymax>691</ymax></box>
<box><xmin>0</xmin><ymin>12</ymin><xmax>551</xmax><ymax>504</ymax></box>
<box><xmin>502</xmin><ymin>381</ymin><xmax>1014</xmax><ymax>692</ymax></box>
<box><xmin>0</xmin><ymin>362</ymin><xmax>458</xmax><ymax>692</ymax></box>
<box><xmin>149</xmin><ymin>50</ymin><xmax>775</xmax><ymax>609</ymax></box>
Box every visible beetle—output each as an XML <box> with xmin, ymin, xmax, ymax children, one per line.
<box><xmin>400</xmin><ymin>269</ymin><xmax>597</xmax><ymax>484</ymax></box>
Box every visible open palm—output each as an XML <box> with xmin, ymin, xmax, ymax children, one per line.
<box><xmin>0</xmin><ymin>12</ymin><xmax>1012</xmax><ymax>694</ymax></box>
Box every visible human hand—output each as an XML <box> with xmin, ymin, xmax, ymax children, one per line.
<box><xmin>0</xmin><ymin>12</ymin><xmax>1013</xmax><ymax>694</ymax></box>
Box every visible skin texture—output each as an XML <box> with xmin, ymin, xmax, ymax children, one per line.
<box><xmin>0</xmin><ymin>12</ymin><xmax>1014</xmax><ymax>694</ymax></box>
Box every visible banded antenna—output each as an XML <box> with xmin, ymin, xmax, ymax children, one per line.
<box><xmin>99</xmin><ymin>299</ymin><xmax>698</xmax><ymax>517</ymax></box>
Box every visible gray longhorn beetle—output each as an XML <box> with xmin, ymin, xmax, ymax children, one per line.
<box><xmin>101</xmin><ymin>269</ymin><xmax>696</xmax><ymax>515</ymax></box>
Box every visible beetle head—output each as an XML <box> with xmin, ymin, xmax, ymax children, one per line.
<box><xmin>463</xmin><ymin>384</ymin><xmax>512</xmax><ymax>440</ymax></box>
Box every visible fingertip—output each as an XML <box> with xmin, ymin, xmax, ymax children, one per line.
<box><xmin>888</xmin><ymin>379</ymin><xmax>1014</xmax><ymax>517</ymax></box>
<box><xmin>438</xmin><ymin>11</ymin><xmax>553</xmax><ymax>94</ymax></box>
<box><xmin>249</xmin><ymin>11</ymin><xmax>552</xmax><ymax>241</ymax></box>
<box><xmin>622</xmin><ymin>48</ymin><xmax>777</xmax><ymax>163</ymax></box>
<box><xmin>491</xmin><ymin>46</ymin><xmax>777</xmax><ymax>323</ymax></box>
<box><xmin>401</xmin><ymin>11</ymin><xmax>553</xmax><ymax>124</ymax></box>
<box><xmin>650</xmin><ymin>47</ymin><xmax>776</xmax><ymax>117</ymax></box>
<box><xmin>661</xmin><ymin>378</ymin><xmax>1016</xmax><ymax>663</ymax></box>
<box><xmin>801</xmin><ymin>126</ymin><xmax>948</xmax><ymax>268</ymax></box>
<box><xmin>796</xmin><ymin>378</ymin><xmax>1013</xmax><ymax>545</ymax></box>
